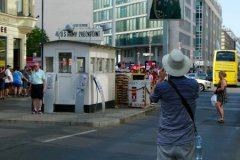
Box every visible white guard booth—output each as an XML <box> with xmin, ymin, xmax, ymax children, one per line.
<box><xmin>43</xmin><ymin>40</ymin><xmax>116</xmax><ymax>113</ymax></box>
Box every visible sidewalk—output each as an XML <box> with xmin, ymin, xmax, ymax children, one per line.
<box><xmin>0</xmin><ymin>97</ymin><xmax>159</xmax><ymax>127</ymax></box>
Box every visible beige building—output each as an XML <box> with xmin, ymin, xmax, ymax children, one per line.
<box><xmin>0</xmin><ymin>0</ymin><xmax>36</xmax><ymax>68</ymax></box>
<box><xmin>221</xmin><ymin>30</ymin><xmax>235</xmax><ymax>50</ymax></box>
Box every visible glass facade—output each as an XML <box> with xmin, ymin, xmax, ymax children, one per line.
<box><xmin>93</xmin><ymin>9</ymin><xmax>112</xmax><ymax>22</ymax></box>
<box><xmin>116</xmin><ymin>30</ymin><xmax>162</xmax><ymax>46</ymax></box>
<box><xmin>93</xmin><ymin>0</ymin><xmax>112</xmax><ymax>10</ymax></box>
<box><xmin>116</xmin><ymin>2</ymin><xmax>146</xmax><ymax>18</ymax></box>
<box><xmin>93</xmin><ymin>0</ymin><xmax>162</xmax><ymax>47</ymax></box>
<box><xmin>93</xmin><ymin>0</ymin><xmax>196</xmax><ymax>65</ymax></box>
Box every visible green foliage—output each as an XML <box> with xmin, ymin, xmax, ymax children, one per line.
<box><xmin>26</xmin><ymin>27</ymin><xmax>49</xmax><ymax>57</ymax></box>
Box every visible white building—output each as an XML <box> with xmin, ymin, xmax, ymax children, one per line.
<box><xmin>34</xmin><ymin>0</ymin><xmax>93</xmax><ymax>41</ymax></box>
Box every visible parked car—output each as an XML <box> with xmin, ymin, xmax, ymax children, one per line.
<box><xmin>185</xmin><ymin>75</ymin><xmax>212</xmax><ymax>92</ymax></box>
<box><xmin>186</xmin><ymin>73</ymin><xmax>197</xmax><ymax>79</ymax></box>
<box><xmin>198</xmin><ymin>73</ymin><xmax>208</xmax><ymax>80</ymax></box>
<box><xmin>196</xmin><ymin>78</ymin><xmax>212</xmax><ymax>92</ymax></box>
<box><xmin>186</xmin><ymin>73</ymin><xmax>207</xmax><ymax>80</ymax></box>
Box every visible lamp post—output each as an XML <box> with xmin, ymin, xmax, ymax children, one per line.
<box><xmin>148</xmin><ymin>31</ymin><xmax>152</xmax><ymax>61</ymax></box>
<box><xmin>137</xmin><ymin>52</ymin><xmax>140</xmax><ymax>73</ymax></box>
<box><xmin>41</xmin><ymin>0</ymin><xmax>44</xmax><ymax>67</ymax></box>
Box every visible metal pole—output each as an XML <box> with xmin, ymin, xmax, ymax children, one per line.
<box><xmin>148</xmin><ymin>31</ymin><xmax>152</xmax><ymax>61</ymax></box>
<box><xmin>163</xmin><ymin>20</ymin><xmax>169</xmax><ymax>56</ymax></box>
<box><xmin>41</xmin><ymin>0</ymin><xmax>44</xmax><ymax>67</ymax></box>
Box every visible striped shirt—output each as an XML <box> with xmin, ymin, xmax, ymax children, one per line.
<box><xmin>151</xmin><ymin>76</ymin><xmax>199</xmax><ymax>146</ymax></box>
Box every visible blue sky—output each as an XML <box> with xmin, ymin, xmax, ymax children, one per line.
<box><xmin>218</xmin><ymin>0</ymin><xmax>240</xmax><ymax>37</ymax></box>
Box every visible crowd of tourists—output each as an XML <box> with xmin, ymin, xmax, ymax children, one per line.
<box><xmin>0</xmin><ymin>65</ymin><xmax>32</xmax><ymax>100</ymax></box>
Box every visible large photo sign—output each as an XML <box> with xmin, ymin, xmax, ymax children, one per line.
<box><xmin>148</xmin><ymin>0</ymin><xmax>184</xmax><ymax>20</ymax></box>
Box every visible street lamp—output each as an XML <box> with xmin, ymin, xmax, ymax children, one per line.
<box><xmin>41</xmin><ymin>0</ymin><xmax>44</xmax><ymax>67</ymax></box>
<box><xmin>148</xmin><ymin>31</ymin><xmax>152</xmax><ymax>61</ymax></box>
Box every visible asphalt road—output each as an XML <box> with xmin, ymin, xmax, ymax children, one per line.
<box><xmin>0</xmin><ymin>87</ymin><xmax>240</xmax><ymax>160</ymax></box>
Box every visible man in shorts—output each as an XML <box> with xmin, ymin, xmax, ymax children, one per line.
<box><xmin>30</xmin><ymin>63</ymin><xmax>46</xmax><ymax>114</ymax></box>
<box><xmin>4</xmin><ymin>65</ymin><xmax>13</xmax><ymax>97</ymax></box>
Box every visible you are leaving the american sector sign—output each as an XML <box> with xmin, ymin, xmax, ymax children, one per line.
<box><xmin>56</xmin><ymin>28</ymin><xmax>103</xmax><ymax>42</ymax></box>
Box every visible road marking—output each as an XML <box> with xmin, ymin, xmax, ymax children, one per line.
<box><xmin>42</xmin><ymin>129</ymin><xmax>97</xmax><ymax>143</ymax></box>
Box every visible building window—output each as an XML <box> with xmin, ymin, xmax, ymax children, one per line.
<box><xmin>17</xmin><ymin>0</ymin><xmax>23</xmax><ymax>15</ymax></box>
<box><xmin>45</xmin><ymin>57</ymin><xmax>54</xmax><ymax>72</ymax></box>
<box><xmin>59</xmin><ymin>52</ymin><xmax>72</xmax><ymax>73</ymax></box>
<box><xmin>76</xmin><ymin>57</ymin><xmax>85</xmax><ymax>73</ymax></box>
<box><xmin>185</xmin><ymin>7</ymin><xmax>191</xmax><ymax>20</ymax></box>
<box><xmin>0</xmin><ymin>37</ymin><xmax>6</xmax><ymax>67</ymax></box>
<box><xmin>28</xmin><ymin>0</ymin><xmax>33</xmax><ymax>16</ymax></box>
<box><xmin>0</xmin><ymin>0</ymin><xmax>6</xmax><ymax>13</ymax></box>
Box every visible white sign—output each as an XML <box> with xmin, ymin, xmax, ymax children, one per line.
<box><xmin>56</xmin><ymin>28</ymin><xmax>103</xmax><ymax>42</ymax></box>
<box><xmin>194</xmin><ymin>61</ymin><xmax>204</xmax><ymax>66</ymax></box>
<box><xmin>128</xmin><ymin>80</ymin><xmax>151</xmax><ymax>108</ymax></box>
<box><xmin>143</xmin><ymin>53</ymin><xmax>154</xmax><ymax>56</ymax></box>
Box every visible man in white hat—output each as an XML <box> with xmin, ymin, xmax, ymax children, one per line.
<box><xmin>151</xmin><ymin>49</ymin><xmax>199</xmax><ymax>160</ymax></box>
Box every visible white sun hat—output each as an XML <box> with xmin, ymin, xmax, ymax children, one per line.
<box><xmin>162</xmin><ymin>49</ymin><xmax>191</xmax><ymax>77</ymax></box>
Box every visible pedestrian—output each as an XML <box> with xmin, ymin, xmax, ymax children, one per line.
<box><xmin>214</xmin><ymin>71</ymin><xmax>227</xmax><ymax>123</ymax></box>
<box><xmin>145</xmin><ymin>70</ymin><xmax>153</xmax><ymax>80</ymax></box>
<box><xmin>0</xmin><ymin>66</ymin><xmax>6</xmax><ymax>100</ymax></box>
<box><xmin>150</xmin><ymin>49</ymin><xmax>199</xmax><ymax>160</ymax></box>
<box><xmin>12</xmin><ymin>67</ymin><xmax>28</xmax><ymax>97</ymax></box>
<box><xmin>22</xmin><ymin>66</ymin><xmax>31</xmax><ymax>96</ymax></box>
<box><xmin>4</xmin><ymin>65</ymin><xmax>13</xmax><ymax>97</ymax></box>
<box><xmin>30</xmin><ymin>63</ymin><xmax>46</xmax><ymax>114</ymax></box>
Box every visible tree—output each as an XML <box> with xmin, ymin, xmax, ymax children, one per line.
<box><xmin>26</xmin><ymin>27</ymin><xmax>49</xmax><ymax>57</ymax></box>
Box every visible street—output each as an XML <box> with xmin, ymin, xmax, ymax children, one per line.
<box><xmin>0</xmin><ymin>87</ymin><xmax>240</xmax><ymax>160</ymax></box>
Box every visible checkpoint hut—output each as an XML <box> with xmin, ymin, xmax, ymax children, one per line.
<box><xmin>43</xmin><ymin>40</ymin><xmax>116</xmax><ymax>113</ymax></box>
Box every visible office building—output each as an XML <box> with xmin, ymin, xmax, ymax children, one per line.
<box><xmin>93</xmin><ymin>0</ymin><xmax>196</xmax><ymax>67</ymax></box>
<box><xmin>221</xmin><ymin>28</ymin><xmax>236</xmax><ymax>50</ymax></box>
<box><xmin>0</xmin><ymin>0</ymin><xmax>36</xmax><ymax>68</ymax></box>
<box><xmin>195</xmin><ymin>0</ymin><xmax>222</xmax><ymax>71</ymax></box>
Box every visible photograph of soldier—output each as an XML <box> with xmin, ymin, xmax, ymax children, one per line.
<box><xmin>149</xmin><ymin>0</ymin><xmax>182</xmax><ymax>19</ymax></box>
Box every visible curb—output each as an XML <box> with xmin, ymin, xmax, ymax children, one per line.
<box><xmin>0</xmin><ymin>106</ymin><xmax>159</xmax><ymax>127</ymax></box>
<box><xmin>120</xmin><ymin>106</ymin><xmax>159</xmax><ymax>124</ymax></box>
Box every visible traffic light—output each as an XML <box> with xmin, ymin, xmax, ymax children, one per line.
<box><xmin>148</xmin><ymin>0</ymin><xmax>183</xmax><ymax>20</ymax></box>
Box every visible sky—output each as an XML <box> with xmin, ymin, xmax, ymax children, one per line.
<box><xmin>218</xmin><ymin>0</ymin><xmax>240</xmax><ymax>37</ymax></box>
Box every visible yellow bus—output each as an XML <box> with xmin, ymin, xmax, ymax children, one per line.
<box><xmin>213</xmin><ymin>50</ymin><xmax>238</xmax><ymax>86</ymax></box>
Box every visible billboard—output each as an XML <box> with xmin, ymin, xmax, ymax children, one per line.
<box><xmin>148</xmin><ymin>0</ymin><xmax>184</xmax><ymax>20</ymax></box>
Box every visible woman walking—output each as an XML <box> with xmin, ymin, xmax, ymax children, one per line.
<box><xmin>215</xmin><ymin>71</ymin><xmax>227</xmax><ymax>123</ymax></box>
<box><xmin>0</xmin><ymin>67</ymin><xmax>6</xmax><ymax>100</ymax></box>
